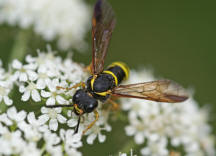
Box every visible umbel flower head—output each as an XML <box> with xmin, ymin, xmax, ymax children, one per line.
<box><xmin>121</xmin><ymin>69</ymin><xmax>215</xmax><ymax>156</ymax></box>
<box><xmin>0</xmin><ymin>47</ymin><xmax>113</xmax><ymax>156</ymax></box>
<box><xmin>0</xmin><ymin>48</ymin><xmax>215</xmax><ymax>156</ymax></box>
<box><xmin>0</xmin><ymin>0</ymin><xmax>91</xmax><ymax>50</ymax></box>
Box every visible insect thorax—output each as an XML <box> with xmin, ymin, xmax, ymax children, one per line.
<box><xmin>87</xmin><ymin>62</ymin><xmax>129</xmax><ymax>101</ymax></box>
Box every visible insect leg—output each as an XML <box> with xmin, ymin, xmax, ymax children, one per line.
<box><xmin>108</xmin><ymin>99</ymin><xmax>119</xmax><ymax>110</ymax></box>
<box><xmin>84</xmin><ymin>62</ymin><xmax>93</xmax><ymax>74</ymax></box>
<box><xmin>45</xmin><ymin>104</ymin><xmax>74</xmax><ymax>108</ymax></box>
<box><xmin>82</xmin><ymin>110</ymin><xmax>99</xmax><ymax>136</ymax></box>
<box><xmin>169</xmin><ymin>151</ymin><xmax>180</xmax><ymax>156</ymax></box>
<box><xmin>56</xmin><ymin>82</ymin><xmax>86</xmax><ymax>90</ymax></box>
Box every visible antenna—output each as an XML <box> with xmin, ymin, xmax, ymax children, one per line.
<box><xmin>74</xmin><ymin>116</ymin><xmax>81</xmax><ymax>134</ymax></box>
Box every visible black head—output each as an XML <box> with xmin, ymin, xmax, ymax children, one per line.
<box><xmin>73</xmin><ymin>89</ymin><xmax>98</xmax><ymax>114</ymax></box>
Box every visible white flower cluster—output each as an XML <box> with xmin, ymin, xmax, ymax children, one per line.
<box><xmin>0</xmin><ymin>107</ymin><xmax>82</xmax><ymax>156</ymax></box>
<box><xmin>121</xmin><ymin>69</ymin><xmax>215</xmax><ymax>156</ymax></box>
<box><xmin>0</xmin><ymin>47</ymin><xmax>112</xmax><ymax>155</ymax></box>
<box><xmin>0</xmin><ymin>0</ymin><xmax>91</xmax><ymax>50</ymax></box>
<box><xmin>0</xmin><ymin>60</ymin><xmax>15</xmax><ymax>106</ymax></box>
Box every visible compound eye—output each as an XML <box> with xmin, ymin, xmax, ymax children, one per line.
<box><xmin>85</xmin><ymin>100</ymin><xmax>98</xmax><ymax>113</ymax></box>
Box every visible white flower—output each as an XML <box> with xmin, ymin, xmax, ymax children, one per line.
<box><xmin>35</xmin><ymin>68</ymin><xmax>52</xmax><ymax>89</ymax></box>
<box><xmin>7</xmin><ymin>106</ymin><xmax>26</xmax><ymax>123</ymax></box>
<box><xmin>0</xmin><ymin>82</ymin><xmax>13</xmax><ymax>105</ymax></box>
<box><xmin>17</xmin><ymin>112</ymin><xmax>48</xmax><ymax>143</ymax></box>
<box><xmin>0</xmin><ymin>0</ymin><xmax>91</xmax><ymax>50</ymax></box>
<box><xmin>39</xmin><ymin>107</ymin><xmax>67</xmax><ymax>131</ymax></box>
<box><xmin>27</xmin><ymin>112</ymin><xmax>48</xmax><ymax>132</ymax></box>
<box><xmin>0</xmin><ymin>113</ymin><xmax>13</xmax><ymax>126</ymax></box>
<box><xmin>43</xmin><ymin>130</ymin><xmax>61</xmax><ymax>146</ymax></box>
<box><xmin>65</xmin><ymin>148</ymin><xmax>82</xmax><ymax>156</ymax></box>
<box><xmin>18</xmin><ymin>121</ymin><xmax>42</xmax><ymax>142</ymax></box>
<box><xmin>141</xmin><ymin>138</ymin><xmax>168</xmax><ymax>156</ymax></box>
<box><xmin>84</xmin><ymin>110</ymin><xmax>111</xmax><ymax>144</ymax></box>
<box><xmin>60</xmin><ymin>129</ymin><xmax>82</xmax><ymax>149</ymax></box>
<box><xmin>125</xmin><ymin>115</ymin><xmax>146</xmax><ymax>145</ymax></box>
<box><xmin>0</xmin><ymin>61</ymin><xmax>14</xmax><ymax>106</ymax></box>
<box><xmin>67</xmin><ymin>114</ymin><xmax>79</xmax><ymax>128</ymax></box>
<box><xmin>0</xmin><ymin>124</ymin><xmax>26</xmax><ymax>155</ymax></box>
<box><xmin>46</xmin><ymin>144</ymin><xmax>62</xmax><ymax>156</ymax></box>
<box><xmin>12</xmin><ymin>59</ymin><xmax>38</xmax><ymax>82</ymax></box>
<box><xmin>21</xmin><ymin>142</ymin><xmax>41</xmax><ymax>156</ymax></box>
<box><xmin>59</xmin><ymin>58</ymin><xmax>87</xmax><ymax>83</ymax></box>
<box><xmin>41</xmin><ymin>78</ymin><xmax>68</xmax><ymax>105</ymax></box>
<box><xmin>19</xmin><ymin>81</ymin><xmax>41</xmax><ymax>102</ymax></box>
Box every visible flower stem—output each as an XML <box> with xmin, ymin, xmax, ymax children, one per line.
<box><xmin>8</xmin><ymin>29</ymin><xmax>31</xmax><ymax>63</ymax></box>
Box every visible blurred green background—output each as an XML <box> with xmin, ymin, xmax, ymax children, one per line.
<box><xmin>0</xmin><ymin>0</ymin><xmax>215</xmax><ymax>155</ymax></box>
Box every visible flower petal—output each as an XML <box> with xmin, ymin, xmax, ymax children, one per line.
<box><xmin>57</xmin><ymin>114</ymin><xmax>67</xmax><ymax>124</ymax></box>
<box><xmin>7</xmin><ymin>107</ymin><xmax>16</xmax><ymax>119</ymax></box>
<box><xmin>49</xmin><ymin>119</ymin><xmax>58</xmax><ymax>131</ymax></box>
<box><xmin>27</xmin><ymin>70</ymin><xmax>38</xmax><ymax>81</ymax></box>
<box><xmin>41</xmin><ymin>106</ymin><xmax>49</xmax><ymax>113</ymax></box>
<box><xmin>38</xmin><ymin>114</ymin><xmax>49</xmax><ymax>124</ymax></box>
<box><xmin>36</xmin><ymin>79</ymin><xmax>46</xmax><ymax>89</ymax></box>
<box><xmin>56</xmin><ymin>95</ymin><xmax>67</xmax><ymax>104</ymax></box>
<box><xmin>12</xmin><ymin>59</ymin><xmax>22</xmax><ymax>69</ymax></box>
<box><xmin>31</xmin><ymin>89</ymin><xmax>41</xmax><ymax>102</ymax></box>
<box><xmin>87</xmin><ymin>133</ymin><xmax>97</xmax><ymax>144</ymax></box>
<box><xmin>16</xmin><ymin>111</ymin><xmax>27</xmax><ymax>122</ymax></box>
<box><xmin>3</xmin><ymin>96</ymin><xmax>13</xmax><ymax>105</ymax></box>
<box><xmin>22</xmin><ymin>90</ymin><xmax>30</xmax><ymax>101</ymax></box>
<box><xmin>67</xmin><ymin>119</ymin><xmax>77</xmax><ymax>127</ymax></box>
<box><xmin>19</xmin><ymin>72</ymin><xmax>28</xmax><ymax>82</ymax></box>
<box><xmin>41</xmin><ymin>90</ymin><xmax>51</xmax><ymax>98</ymax></box>
<box><xmin>46</xmin><ymin>97</ymin><xmax>55</xmax><ymax>105</ymax></box>
<box><xmin>134</xmin><ymin>132</ymin><xmax>144</xmax><ymax>144</ymax></box>
<box><xmin>98</xmin><ymin>133</ymin><xmax>106</xmax><ymax>143</ymax></box>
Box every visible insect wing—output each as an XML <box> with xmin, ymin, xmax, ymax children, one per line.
<box><xmin>92</xmin><ymin>0</ymin><xmax>116</xmax><ymax>74</ymax></box>
<box><xmin>112</xmin><ymin>80</ymin><xmax>188</xmax><ymax>103</ymax></box>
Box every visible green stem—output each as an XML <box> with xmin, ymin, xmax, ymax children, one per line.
<box><xmin>40</xmin><ymin>143</ymin><xmax>47</xmax><ymax>156</ymax></box>
<box><xmin>8</xmin><ymin>29</ymin><xmax>31</xmax><ymax>63</ymax></box>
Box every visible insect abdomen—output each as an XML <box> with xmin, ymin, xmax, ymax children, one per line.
<box><xmin>104</xmin><ymin>62</ymin><xmax>129</xmax><ymax>85</ymax></box>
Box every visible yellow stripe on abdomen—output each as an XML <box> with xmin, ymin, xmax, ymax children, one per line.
<box><xmin>108</xmin><ymin>62</ymin><xmax>130</xmax><ymax>80</ymax></box>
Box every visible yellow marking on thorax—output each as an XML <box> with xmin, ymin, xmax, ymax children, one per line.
<box><xmin>108</xmin><ymin>62</ymin><xmax>129</xmax><ymax>80</ymax></box>
<box><xmin>95</xmin><ymin>90</ymin><xmax>111</xmax><ymax>97</ymax></box>
<box><xmin>103</xmin><ymin>70</ymin><xmax>118</xmax><ymax>86</ymax></box>
<box><xmin>91</xmin><ymin>75</ymin><xmax>97</xmax><ymax>90</ymax></box>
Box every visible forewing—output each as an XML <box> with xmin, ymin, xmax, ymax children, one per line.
<box><xmin>112</xmin><ymin>80</ymin><xmax>188</xmax><ymax>103</ymax></box>
<box><xmin>92</xmin><ymin>0</ymin><xmax>116</xmax><ymax>74</ymax></box>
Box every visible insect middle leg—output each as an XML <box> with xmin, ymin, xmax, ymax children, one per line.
<box><xmin>82</xmin><ymin>110</ymin><xmax>99</xmax><ymax>136</ymax></box>
<box><xmin>56</xmin><ymin>82</ymin><xmax>86</xmax><ymax>90</ymax></box>
<box><xmin>169</xmin><ymin>151</ymin><xmax>180</xmax><ymax>156</ymax></box>
<box><xmin>108</xmin><ymin>98</ymin><xmax>119</xmax><ymax>111</ymax></box>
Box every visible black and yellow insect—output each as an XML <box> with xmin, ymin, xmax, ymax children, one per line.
<box><xmin>47</xmin><ymin>0</ymin><xmax>188</xmax><ymax>135</ymax></box>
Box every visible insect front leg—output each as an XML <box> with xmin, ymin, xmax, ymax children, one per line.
<box><xmin>82</xmin><ymin>110</ymin><xmax>99</xmax><ymax>136</ymax></box>
<box><xmin>45</xmin><ymin>104</ymin><xmax>74</xmax><ymax>108</ymax></box>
